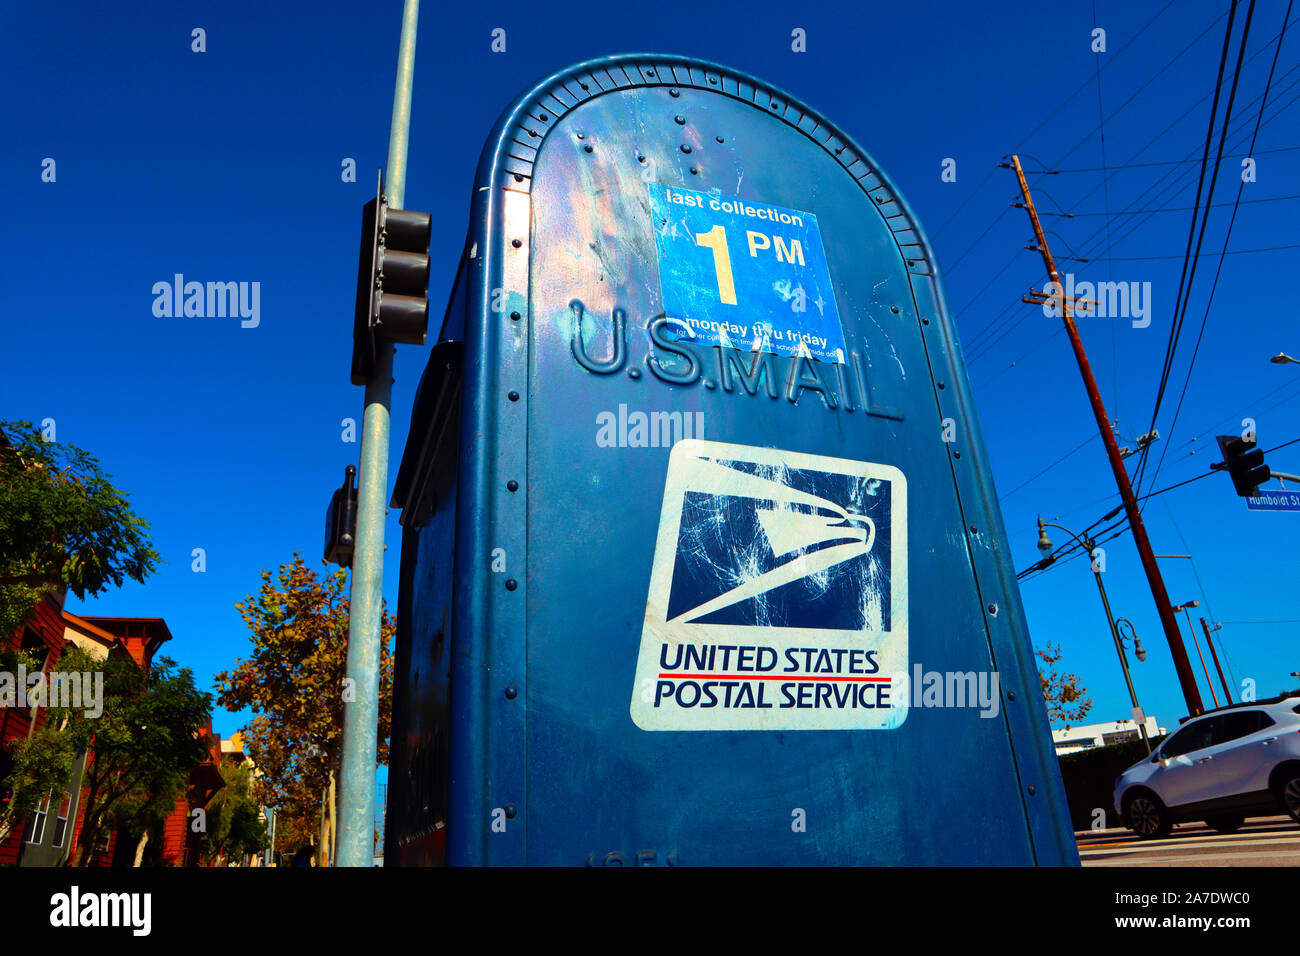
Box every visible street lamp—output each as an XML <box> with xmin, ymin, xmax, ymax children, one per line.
<box><xmin>1270</xmin><ymin>352</ymin><xmax>1299</xmax><ymax>365</ymax></box>
<box><xmin>1035</xmin><ymin>517</ymin><xmax>1152</xmax><ymax>752</ymax></box>
<box><xmin>1116</xmin><ymin>618</ymin><xmax>1146</xmax><ymax>663</ymax></box>
<box><xmin>1173</xmin><ymin>600</ymin><xmax>1219</xmax><ymax>708</ymax></box>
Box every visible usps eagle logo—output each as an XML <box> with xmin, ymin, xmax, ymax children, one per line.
<box><xmin>663</xmin><ymin>454</ymin><xmax>891</xmax><ymax>632</ymax></box>
<box><xmin>631</xmin><ymin>440</ymin><xmax>908</xmax><ymax>732</ymax></box>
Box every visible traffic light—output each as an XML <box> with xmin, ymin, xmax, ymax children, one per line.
<box><xmin>324</xmin><ymin>464</ymin><xmax>358</xmax><ymax>567</ymax></box>
<box><xmin>1216</xmin><ymin>434</ymin><xmax>1271</xmax><ymax>497</ymax></box>
<box><xmin>351</xmin><ymin>178</ymin><xmax>433</xmax><ymax>385</ymax></box>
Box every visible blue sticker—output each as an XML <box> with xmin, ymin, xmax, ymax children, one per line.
<box><xmin>647</xmin><ymin>184</ymin><xmax>846</xmax><ymax>363</ymax></box>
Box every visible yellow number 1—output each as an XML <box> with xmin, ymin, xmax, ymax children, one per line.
<box><xmin>695</xmin><ymin>224</ymin><xmax>737</xmax><ymax>305</ymax></box>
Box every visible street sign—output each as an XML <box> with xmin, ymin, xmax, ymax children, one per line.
<box><xmin>385</xmin><ymin>54</ymin><xmax>1076</xmax><ymax>866</ymax></box>
<box><xmin>1246</xmin><ymin>488</ymin><xmax>1300</xmax><ymax>511</ymax></box>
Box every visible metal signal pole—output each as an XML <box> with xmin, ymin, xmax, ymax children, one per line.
<box><xmin>1006</xmin><ymin>154</ymin><xmax>1205</xmax><ymax>718</ymax></box>
<box><xmin>337</xmin><ymin>0</ymin><xmax>419</xmax><ymax>868</ymax></box>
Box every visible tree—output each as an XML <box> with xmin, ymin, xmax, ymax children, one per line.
<box><xmin>65</xmin><ymin>655</ymin><xmax>213</xmax><ymax>866</ymax></box>
<box><xmin>215</xmin><ymin>554</ymin><xmax>395</xmax><ymax>868</ymax></box>
<box><xmin>0</xmin><ymin>644</ymin><xmax>94</xmax><ymax>847</ymax></box>
<box><xmin>1036</xmin><ymin>642</ymin><xmax>1092</xmax><ymax>729</ymax></box>
<box><xmin>0</xmin><ymin>421</ymin><xmax>160</xmax><ymax>637</ymax></box>
<box><xmin>111</xmin><ymin>765</ymin><xmax>190</xmax><ymax>867</ymax></box>
<box><xmin>200</xmin><ymin>756</ymin><xmax>268</xmax><ymax>865</ymax></box>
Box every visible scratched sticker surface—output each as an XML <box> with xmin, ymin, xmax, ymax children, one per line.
<box><xmin>630</xmin><ymin>440</ymin><xmax>908</xmax><ymax>731</ymax></box>
<box><xmin>646</xmin><ymin>184</ymin><xmax>847</xmax><ymax>364</ymax></box>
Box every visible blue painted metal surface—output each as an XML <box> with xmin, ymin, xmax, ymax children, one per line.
<box><xmin>386</xmin><ymin>54</ymin><xmax>1079</xmax><ymax>866</ymax></box>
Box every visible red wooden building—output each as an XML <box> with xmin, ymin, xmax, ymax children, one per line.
<box><xmin>1</xmin><ymin>593</ymin><xmax>223</xmax><ymax>866</ymax></box>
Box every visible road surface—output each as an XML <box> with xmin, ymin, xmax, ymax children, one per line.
<box><xmin>1078</xmin><ymin>815</ymin><xmax>1300</xmax><ymax>866</ymax></box>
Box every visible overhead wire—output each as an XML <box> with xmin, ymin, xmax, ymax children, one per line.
<box><xmin>1144</xmin><ymin>0</ymin><xmax>1292</xmax><ymax>495</ymax></box>
<box><xmin>965</xmin><ymin>13</ymin><xmax>1300</xmax><ymax>376</ymax></box>
<box><xmin>929</xmin><ymin>0</ymin><xmax>1182</xmax><ymax>242</ymax></box>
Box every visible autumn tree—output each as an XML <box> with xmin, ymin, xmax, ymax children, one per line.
<box><xmin>215</xmin><ymin>555</ymin><xmax>395</xmax><ymax>867</ymax></box>
<box><xmin>1036</xmin><ymin>642</ymin><xmax>1092</xmax><ymax>729</ymax></box>
<box><xmin>0</xmin><ymin>421</ymin><xmax>160</xmax><ymax>638</ymax></box>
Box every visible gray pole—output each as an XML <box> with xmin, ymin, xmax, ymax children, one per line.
<box><xmin>1090</xmin><ymin>556</ymin><xmax>1151</xmax><ymax>753</ymax></box>
<box><xmin>336</xmin><ymin>0</ymin><xmax>419</xmax><ymax>868</ymax></box>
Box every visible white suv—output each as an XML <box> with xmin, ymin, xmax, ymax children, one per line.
<box><xmin>1114</xmin><ymin>696</ymin><xmax>1300</xmax><ymax>838</ymax></box>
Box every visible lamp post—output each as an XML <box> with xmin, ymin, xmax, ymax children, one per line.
<box><xmin>1173</xmin><ymin>600</ymin><xmax>1218</xmax><ymax>709</ymax></box>
<box><xmin>1270</xmin><ymin>352</ymin><xmax>1299</xmax><ymax>365</ymax></box>
<box><xmin>1114</xmin><ymin>617</ymin><xmax>1151</xmax><ymax>749</ymax></box>
<box><xmin>1036</xmin><ymin>517</ymin><xmax>1151</xmax><ymax>752</ymax></box>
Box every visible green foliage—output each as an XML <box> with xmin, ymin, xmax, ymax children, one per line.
<box><xmin>201</xmin><ymin>756</ymin><xmax>268</xmax><ymax>864</ymax></box>
<box><xmin>111</xmin><ymin>765</ymin><xmax>191</xmax><ymax>864</ymax></box>
<box><xmin>0</xmin><ymin>421</ymin><xmax>160</xmax><ymax>636</ymax></box>
<box><xmin>58</xmin><ymin>655</ymin><xmax>213</xmax><ymax>866</ymax></box>
<box><xmin>0</xmin><ymin>644</ymin><xmax>101</xmax><ymax>839</ymax></box>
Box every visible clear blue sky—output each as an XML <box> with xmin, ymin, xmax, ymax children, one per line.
<box><xmin>3</xmin><ymin>0</ymin><xmax>1298</xmax><ymax>740</ymax></box>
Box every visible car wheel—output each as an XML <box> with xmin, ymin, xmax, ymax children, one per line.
<box><xmin>1279</xmin><ymin>770</ymin><xmax>1300</xmax><ymax>824</ymax></box>
<box><xmin>1124</xmin><ymin>792</ymin><xmax>1171</xmax><ymax>839</ymax></box>
<box><xmin>1204</xmin><ymin>814</ymin><xmax>1244</xmax><ymax>834</ymax></box>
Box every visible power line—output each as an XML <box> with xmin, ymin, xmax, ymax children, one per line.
<box><xmin>999</xmin><ymin>433</ymin><xmax>1097</xmax><ymax>501</ymax></box>
<box><xmin>929</xmin><ymin>0</ymin><xmax>1183</xmax><ymax>241</ymax></box>
<box><xmin>1013</xmin><ymin>434</ymin><xmax>1300</xmax><ymax>581</ymax></box>
<box><xmin>1064</xmin><ymin>189</ymin><xmax>1300</xmax><ymax>215</ymax></box>
<box><xmin>1043</xmin><ymin>13</ymin><xmax>1300</xmax><ymax>225</ymax></box>
<box><xmin>1132</xmin><ymin>0</ymin><xmax>1244</xmax><ymax>496</ymax></box>
<box><xmin>961</xmin><ymin>11</ymin><xmax>1300</xmax><ymax>391</ymax></box>
<box><xmin>965</xmin><ymin>63</ymin><xmax>1300</xmax><ymax>373</ymax></box>
<box><xmin>1049</xmin><ymin>142</ymin><xmax>1300</xmax><ymax>172</ymax></box>
<box><xmin>1088</xmin><ymin>241</ymin><xmax>1300</xmax><ymax>260</ymax></box>
<box><xmin>1146</xmin><ymin>0</ymin><xmax>1292</xmax><ymax>495</ymax></box>
<box><xmin>946</xmin><ymin>4</ymin><xmax>1238</xmax><ymax>320</ymax></box>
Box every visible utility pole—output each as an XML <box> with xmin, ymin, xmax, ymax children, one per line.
<box><xmin>1007</xmin><ymin>155</ymin><xmax>1205</xmax><ymax>717</ymax></box>
<box><xmin>1200</xmin><ymin>618</ymin><xmax>1234</xmax><ymax>704</ymax></box>
<box><xmin>1176</xmin><ymin>601</ymin><xmax>1217</xmax><ymax>708</ymax></box>
<box><xmin>336</xmin><ymin>0</ymin><xmax>420</xmax><ymax>868</ymax></box>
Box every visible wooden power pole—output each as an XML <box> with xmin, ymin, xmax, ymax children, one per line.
<box><xmin>1006</xmin><ymin>154</ymin><xmax>1205</xmax><ymax>718</ymax></box>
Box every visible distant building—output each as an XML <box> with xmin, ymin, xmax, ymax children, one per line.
<box><xmin>1052</xmin><ymin>716</ymin><xmax>1165</xmax><ymax>756</ymax></box>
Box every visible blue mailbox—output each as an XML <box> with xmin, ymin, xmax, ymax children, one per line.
<box><xmin>385</xmin><ymin>54</ymin><xmax>1077</xmax><ymax>866</ymax></box>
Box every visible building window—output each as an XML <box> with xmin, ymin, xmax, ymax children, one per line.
<box><xmin>23</xmin><ymin>791</ymin><xmax>51</xmax><ymax>845</ymax></box>
<box><xmin>51</xmin><ymin>792</ymin><xmax>72</xmax><ymax>848</ymax></box>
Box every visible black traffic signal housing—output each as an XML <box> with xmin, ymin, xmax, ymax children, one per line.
<box><xmin>324</xmin><ymin>465</ymin><xmax>358</xmax><ymax>567</ymax></box>
<box><xmin>1216</xmin><ymin>434</ymin><xmax>1271</xmax><ymax>497</ymax></box>
<box><xmin>351</xmin><ymin>177</ymin><xmax>433</xmax><ymax>385</ymax></box>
